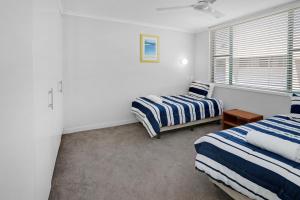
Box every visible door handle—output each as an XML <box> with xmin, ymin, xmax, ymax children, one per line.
<box><xmin>58</xmin><ymin>80</ymin><xmax>63</xmax><ymax>93</ymax></box>
<box><xmin>48</xmin><ymin>88</ymin><xmax>54</xmax><ymax>110</ymax></box>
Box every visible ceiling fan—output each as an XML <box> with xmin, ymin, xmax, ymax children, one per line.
<box><xmin>156</xmin><ymin>0</ymin><xmax>224</xmax><ymax>18</ymax></box>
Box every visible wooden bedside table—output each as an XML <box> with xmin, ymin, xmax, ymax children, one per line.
<box><xmin>222</xmin><ymin>109</ymin><xmax>263</xmax><ymax>130</ymax></box>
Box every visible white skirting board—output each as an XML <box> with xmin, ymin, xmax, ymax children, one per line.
<box><xmin>210</xmin><ymin>179</ymin><xmax>251</xmax><ymax>200</ymax></box>
<box><xmin>63</xmin><ymin>118</ymin><xmax>138</xmax><ymax>134</ymax></box>
<box><xmin>64</xmin><ymin>116</ymin><xmax>220</xmax><ymax>134</ymax></box>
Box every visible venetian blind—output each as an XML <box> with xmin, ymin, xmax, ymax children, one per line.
<box><xmin>211</xmin><ymin>7</ymin><xmax>300</xmax><ymax>92</ymax></box>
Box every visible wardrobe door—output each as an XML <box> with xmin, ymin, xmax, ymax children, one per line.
<box><xmin>32</xmin><ymin>0</ymin><xmax>63</xmax><ymax>199</ymax></box>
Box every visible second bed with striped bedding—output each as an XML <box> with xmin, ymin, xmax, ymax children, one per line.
<box><xmin>195</xmin><ymin>115</ymin><xmax>300</xmax><ymax>200</ymax></box>
<box><xmin>131</xmin><ymin>95</ymin><xmax>223</xmax><ymax>138</ymax></box>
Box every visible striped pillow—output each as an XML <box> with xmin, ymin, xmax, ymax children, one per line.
<box><xmin>291</xmin><ymin>93</ymin><xmax>300</xmax><ymax>121</ymax></box>
<box><xmin>188</xmin><ymin>81</ymin><xmax>209</xmax><ymax>98</ymax></box>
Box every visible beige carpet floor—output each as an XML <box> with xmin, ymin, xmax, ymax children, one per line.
<box><xmin>49</xmin><ymin>122</ymin><xmax>232</xmax><ymax>200</ymax></box>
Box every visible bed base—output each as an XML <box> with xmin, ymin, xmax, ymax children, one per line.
<box><xmin>160</xmin><ymin>116</ymin><xmax>221</xmax><ymax>132</ymax></box>
<box><xmin>209</xmin><ymin>179</ymin><xmax>251</xmax><ymax>200</ymax></box>
<box><xmin>135</xmin><ymin>115</ymin><xmax>221</xmax><ymax>139</ymax></box>
<box><xmin>158</xmin><ymin>116</ymin><xmax>221</xmax><ymax>138</ymax></box>
<box><xmin>157</xmin><ymin>116</ymin><xmax>221</xmax><ymax>138</ymax></box>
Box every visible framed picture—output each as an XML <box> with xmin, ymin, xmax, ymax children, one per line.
<box><xmin>140</xmin><ymin>34</ymin><xmax>160</xmax><ymax>63</ymax></box>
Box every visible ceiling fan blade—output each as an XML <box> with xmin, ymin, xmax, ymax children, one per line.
<box><xmin>206</xmin><ymin>0</ymin><xmax>216</xmax><ymax>4</ymax></box>
<box><xmin>202</xmin><ymin>5</ymin><xmax>224</xmax><ymax>18</ymax></box>
<box><xmin>156</xmin><ymin>5</ymin><xmax>194</xmax><ymax>11</ymax></box>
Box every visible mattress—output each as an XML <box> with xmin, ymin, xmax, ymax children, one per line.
<box><xmin>131</xmin><ymin>95</ymin><xmax>223</xmax><ymax>137</ymax></box>
<box><xmin>194</xmin><ymin>115</ymin><xmax>300</xmax><ymax>200</ymax></box>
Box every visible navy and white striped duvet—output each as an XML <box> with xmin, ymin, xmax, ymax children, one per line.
<box><xmin>131</xmin><ymin>95</ymin><xmax>223</xmax><ymax>137</ymax></box>
<box><xmin>291</xmin><ymin>93</ymin><xmax>300</xmax><ymax>122</ymax></box>
<box><xmin>194</xmin><ymin>115</ymin><xmax>300</xmax><ymax>200</ymax></box>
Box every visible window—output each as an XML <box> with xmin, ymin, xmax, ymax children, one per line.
<box><xmin>211</xmin><ymin>7</ymin><xmax>300</xmax><ymax>93</ymax></box>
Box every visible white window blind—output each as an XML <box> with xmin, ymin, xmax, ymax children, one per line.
<box><xmin>211</xmin><ymin>7</ymin><xmax>300</xmax><ymax>92</ymax></box>
<box><xmin>293</xmin><ymin>9</ymin><xmax>300</xmax><ymax>91</ymax></box>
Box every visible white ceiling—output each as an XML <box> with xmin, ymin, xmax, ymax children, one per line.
<box><xmin>62</xmin><ymin>0</ymin><xmax>295</xmax><ymax>33</ymax></box>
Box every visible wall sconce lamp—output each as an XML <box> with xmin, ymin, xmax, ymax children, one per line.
<box><xmin>180</xmin><ymin>58</ymin><xmax>189</xmax><ymax>65</ymax></box>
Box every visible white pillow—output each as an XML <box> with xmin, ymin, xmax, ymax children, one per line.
<box><xmin>246</xmin><ymin>130</ymin><xmax>300</xmax><ymax>163</ymax></box>
<box><xmin>147</xmin><ymin>95</ymin><xmax>163</xmax><ymax>104</ymax></box>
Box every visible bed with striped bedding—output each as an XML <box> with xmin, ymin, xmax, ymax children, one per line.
<box><xmin>194</xmin><ymin>115</ymin><xmax>300</xmax><ymax>200</ymax></box>
<box><xmin>131</xmin><ymin>95</ymin><xmax>223</xmax><ymax>138</ymax></box>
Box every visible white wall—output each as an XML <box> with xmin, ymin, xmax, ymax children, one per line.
<box><xmin>195</xmin><ymin>31</ymin><xmax>291</xmax><ymax>118</ymax></box>
<box><xmin>195</xmin><ymin>31</ymin><xmax>210</xmax><ymax>83</ymax></box>
<box><xmin>213</xmin><ymin>87</ymin><xmax>290</xmax><ymax>118</ymax></box>
<box><xmin>32</xmin><ymin>0</ymin><xmax>63</xmax><ymax>199</ymax></box>
<box><xmin>0</xmin><ymin>1</ymin><xmax>35</xmax><ymax>199</ymax></box>
<box><xmin>63</xmin><ymin>15</ymin><xmax>195</xmax><ymax>133</ymax></box>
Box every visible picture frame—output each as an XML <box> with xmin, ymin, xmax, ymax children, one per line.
<box><xmin>140</xmin><ymin>34</ymin><xmax>160</xmax><ymax>63</ymax></box>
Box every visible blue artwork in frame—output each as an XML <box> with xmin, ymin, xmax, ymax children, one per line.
<box><xmin>140</xmin><ymin>34</ymin><xmax>160</xmax><ymax>63</ymax></box>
